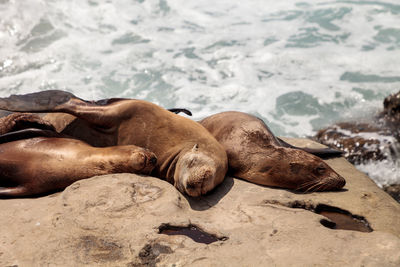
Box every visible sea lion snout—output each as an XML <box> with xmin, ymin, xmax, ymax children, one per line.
<box><xmin>311</xmin><ymin>160</ymin><xmax>346</xmax><ymax>191</ymax></box>
<box><xmin>149</xmin><ymin>154</ymin><xmax>157</xmax><ymax>165</ymax></box>
<box><xmin>143</xmin><ymin>152</ymin><xmax>157</xmax><ymax>171</ymax></box>
<box><xmin>337</xmin><ymin>175</ymin><xmax>346</xmax><ymax>188</ymax></box>
<box><xmin>322</xmin><ymin>172</ymin><xmax>346</xmax><ymax>191</ymax></box>
<box><xmin>294</xmin><ymin>163</ymin><xmax>346</xmax><ymax>192</ymax></box>
<box><xmin>174</xmin><ymin>151</ymin><xmax>218</xmax><ymax>197</ymax></box>
<box><xmin>183</xmin><ymin>167</ymin><xmax>215</xmax><ymax>197</ymax></box>
<box><xmin>130</xmin><ymin>149</ymin><xmax>157</xmax><ymax>174</ymax></box>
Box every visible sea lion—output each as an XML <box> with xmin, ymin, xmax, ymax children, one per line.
<box><xmin>0</xmin><ymin>136</ymin><xmax>157</xmax><ymax>197</ymax></box>
<box><xmin>199</xmin><ymin>111</ymin><xmax>346</xmax><ymax>192</ymax></box>
<box><xmin>0</xmin><ymin>90</ymin><xmax>228</xmax><ymax>197</ymax></box>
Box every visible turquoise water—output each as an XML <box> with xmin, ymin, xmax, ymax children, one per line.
<box><xmin>0</xmin><ymin>0</ymin><xmax>399</xmax><ymax>184</ymax></box>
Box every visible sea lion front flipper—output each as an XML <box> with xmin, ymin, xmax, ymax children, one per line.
<box><xmin>0</xmin><ymin>128</ymin><xmax>65</xmax><ymax>144</ymax></box>
<box><xmin>300</xmin><ymin>147</ymin><xmax>344</xmax><ymax>159</ymax></box>
<box><xmin>0</xmin><ymin>186</ymin><xmax>27</xmax><ymax>198</ymax></box>
<box><xmin>168</xmin><ymin>108</ymin><xmax>192</xmax><ymax>116</ymax></box>
<box><xmin>277</xmin><ymin>137</ymin><xmax>343</xmax><ymax>159</ymax></box>
<box><xmin>0</xmin><ymin>90</ymin><xmax>82</xmax><ymax>112</ymax></box>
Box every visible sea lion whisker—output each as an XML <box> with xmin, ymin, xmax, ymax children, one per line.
<box><xmin>314</xmin><ymin>182</ymin><xmax>327</xmax><ymax>192</ymax></box>
<box><xmin>296</xmin><ymin>180</ymin><xmax>319</xmax><ymax>191</ymax></box>
<box><xmin>316</xmin><ymin>180</ymin><xmax>330</xmax><ymax>192</ymax></box>
<box><xmin>304</xmin><ymin>180</ymin><xmax>324</xmax><ymax>193</ymax></box>
<box><xmin>296</xmin><ymin>181</ymin><xmax>316</xmax><ymax>191</ymax></box>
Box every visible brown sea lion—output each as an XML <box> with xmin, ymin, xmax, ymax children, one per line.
<box><xmin>0</xmin><ymin>136</ymin><xmax>157</xmax><ymax>197</ymax></box>
<box><xmin>0</xmin><ymin>90</ymin><xmax>228</xmax><ymax>197</ymax></box>
<box><xmin>199</xmin><ymin>111</ymin><xmax>346</xmax><ymax>192</ymax></box>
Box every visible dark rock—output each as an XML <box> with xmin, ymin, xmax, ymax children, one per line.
<box><xmin>383</xmin><ymin>184</ymin><xmax>400</xmax><ymax>203</ymax></box>
<box><xmin>314</xmin><ymin>90</ymin><xmax>400</xmax><ymax>165</ymax></box>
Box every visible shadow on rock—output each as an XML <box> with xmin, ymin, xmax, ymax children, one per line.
<box><xmin>184</xmin><ymin>176</ymin><xmax>234</xmax><ymax>211</ymax></box>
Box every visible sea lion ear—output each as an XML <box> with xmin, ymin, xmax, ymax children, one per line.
<box><xmin>192</xmin><ymin>144</ymin><xmax>199</xmax><ymax>152</ymax></box>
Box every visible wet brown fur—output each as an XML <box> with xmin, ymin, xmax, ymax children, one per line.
<box><xmin>0</xmin><ymin>137</ymin><xmax>156</xmax><ymax>197</ymax></box>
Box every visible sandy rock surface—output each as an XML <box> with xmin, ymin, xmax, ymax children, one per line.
<box><xmin>1</xmin><ymin>138</ymin><xmax>400</xmax><ymax>266</ymax></box>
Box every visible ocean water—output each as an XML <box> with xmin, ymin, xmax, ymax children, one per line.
<box><xmin>0</xmin><ymin>0</ymin><xmax>399</xmax><ymax>185</ymax></box>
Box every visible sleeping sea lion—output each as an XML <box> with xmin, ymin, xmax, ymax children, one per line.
<box><xmin>0</xmin><ymin>135</ymin><xmax>157</xmax><ymax>197</ymax></box>
<box><xmin>0</xmin><ymin>90</ymin><xmax>228</xmax><ymax>197</ymax></box>
<box><xmin>199</xmin><ymin>111</ymin><xmax>346</xmax><ymax>192</ymax></box>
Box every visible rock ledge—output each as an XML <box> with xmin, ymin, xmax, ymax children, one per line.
<box><xmin>1</xmin><ymin>138</ymin><xmax>399</xmax><ymax>266</ymax></box>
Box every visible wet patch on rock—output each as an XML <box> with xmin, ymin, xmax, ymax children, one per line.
<box><xmin>128</xmin><ymin>242</ymin><xmax>173</xmax><ymax>267</ymax></box>
<box><xmin>264</xmin><ymin>200</ymin><xmax>373</xmax><ymax>232</ymax></box>
<box><xmin>315</xmin><ymin>204</ymin><xmax>373</xmax><ymax>232</ymax></box>
<box><xmin>158</xmin><ymin>223</ymin><xmax>228</xmax><ymax>244</ymax></box>
<box><xmin>76</xmin><ymin>235</ymin><xmax>124</xmax><ymax>263</ymax></box>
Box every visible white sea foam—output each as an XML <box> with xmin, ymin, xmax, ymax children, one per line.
<box><xmin>0</xmin><ymin>0</ymin><xmax>399</xmax><ymax>184</ymax></box>
<box><xmin>357</xmin><ymin>160</ymin><xmax>400</xmax><ymax>187</ymax></box>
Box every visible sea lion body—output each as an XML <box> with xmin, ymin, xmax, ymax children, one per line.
<box><xmin>0</xmin><ymin>137</ymin><xmax>157</xmax><ymax>197</ymax></box>
<box><xmin>200</xmin><ymin>111</ymin><xmax>346</xmax><ymax>191</ymax></box>
<box><xmin>0</xmin><ymin>91</ymin><xmax>228</xmax><ymax>197</ymax></box>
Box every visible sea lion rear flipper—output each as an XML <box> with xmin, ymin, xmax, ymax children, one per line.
<box><xmin>0</xmin><ymin>90</ymin><xmax>82</xmax><ymax>112</ymax></box>
<box><xmin>0</xmin><ymin>113</ymin><xmax>56</xmax><ymax>135</ymax></box>
<box><xmin>168</xmin><ymin>108</ymin><xmax>192</xmax><ymax>116</ymax></box>
<box><xmin>277</xmin><ymin>137</ymin><xmax>343</xmax><ymax>159</ymax></box>
<box><xmin>301</xmin><ymin>147</ymin><xmax>344</xmax><ymax>159</ymax></box>
<box><xmin>0</xmin><ymin>90</ymin><xmax>115</xmax><ymax>127</ymax></box>
<box><xmin>0</xmin><ymin>128</ymin><xmax>65</xmax><ymax>144</ymax></box>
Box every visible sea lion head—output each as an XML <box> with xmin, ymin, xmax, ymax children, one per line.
<box><xmin>173</xmin><ymin>144</ymin><xmax>221</xmax><ymax>197</ymax></box>
<box><xmin>246</xmin><ymin>147</ymin><xmax>346</xmax><ymax>192</ymax></box>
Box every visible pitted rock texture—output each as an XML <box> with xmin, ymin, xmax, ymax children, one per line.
<box><xmin>0</xmin><ymin>139</ymin><xmax>400</xmax><ymax>266</ymax></box>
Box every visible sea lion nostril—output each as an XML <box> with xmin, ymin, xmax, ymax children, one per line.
<box><xmin>186</xmin><ymin>180</ymin><xmax>199</xmax><ymax>189</ymax></box>
<box><xmin>149</xmin><ymin>155</ymin><xmax>157</xmax><ymax>165</ymax></box>
<box><xmin>340</xmin><ymin>178</ymin><xmax>346</xmax><ymax>188</ymax></box>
